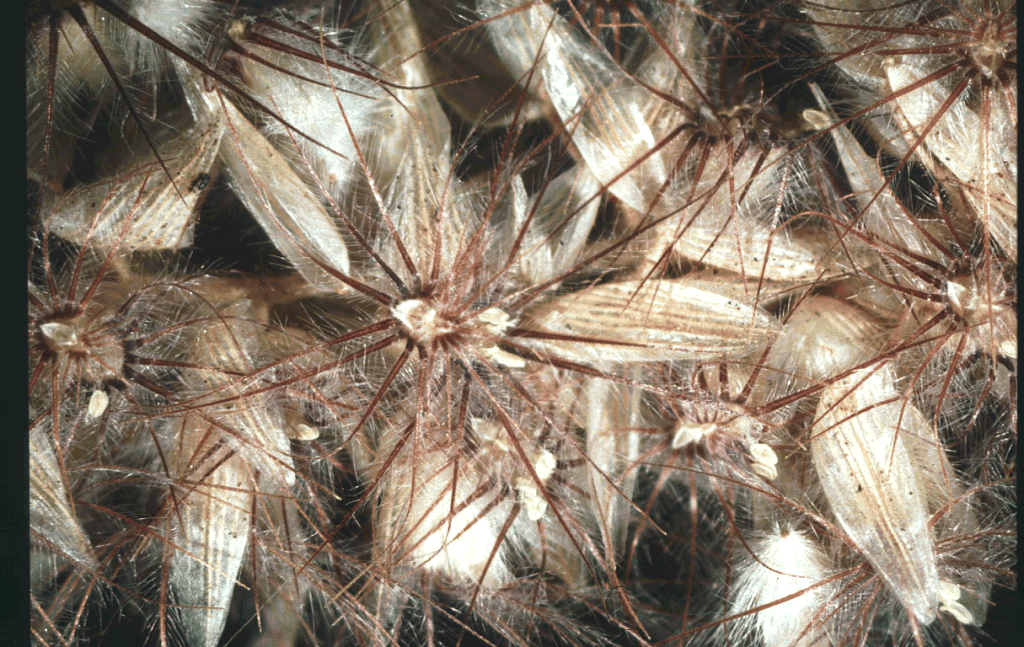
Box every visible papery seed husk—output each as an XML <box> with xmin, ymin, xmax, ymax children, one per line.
<box><xmin>248</xmin><ymin>496</ymin><xmax>312</xmax><ymax>647</ymax></box>
<box><xmin>409</xmin><ymin>0</ymin><xmax>547</xmax><ymax>127</ymax></box>
<box><xmin>229</xmin><ymin>17</ymin><xmax>384</xmax><ymax>200</ymax></box>
<box><xmin>482</xmin><ymin>0</ymin><xmax>672</xmax><ymax>213</ymax></box>
<box><xmin>585</xmin><ymin>376</ymin><xmax>640</xmax><ymax>560</ymax></box>
<box><xmin>27</xmin><ymin>4</ymin><xmax>125</xmax><ymax>180</ymax></box>
<box><xmin>884</xmin><ymin>57</ymin><xmax>1016</xmax><ymax>257</ymax></box>
<box><xmin>167</xmin><ymin>415</ymin><xmax>254</xmax><ymax>647</ymax></box>
<box><xmin>208</xmin><ymin>89</ymin><xmax>352</xmax><ymax>292</ymax></box>
<box><xmin>812</xmin><ymin>366</ymin><xmax>940</xmax><ymax>624</ymax></box>
<box><xmin>898</xmin><ymin>401</ymin><xmax>991</xmax><ymax>625</ymax></box>
<box><xmin>364</xmin><ymin>0</ymin><xmax>477</xmax><ymax>281</ymax></box>
<box><xmin>373</xmin><ymin>446</ymin><xmax>512</xmax><ymax>588</ymax></box>
<box><xmin>519</xmin><ymin>278</ymin><xmax>780</xmax><ymax>363</ymax></box>
<box><xmin>633</xmin><ymin>2</ymin><xmax>704</xmax><ymax>121</ymax></box>
<box><xmin>41</xmin><ymin>98</ymin><xmax>224</xmax><ymax>251</ymax></box>
<box><xmin>677</xmin><ymin>268</ymin><xmax>804</xmax><ymax>310</ymax></box>
<box><xmin>29</xmin><ymin>423</ymin><xmax>97</xmax><ymax>574</ymax></box>
<box><xmin>765</xmin><ymin>296</ymin><xmax>880</xmax><ymax>392</ymax></box>
<box><xmin>497</xmin><ymin>166</ymin><xmax>602</xmax><ymax>288</ymax></box>
<box><xmin>808</xmin><ymin>84</ymin><xmax>949</xmax><ymax>264</ymax></box>
<box><xmin>628</xmin><ymin>143</ymin><xmax>832</xmax><ymax>281</ymax></box>
<box><xmin>182</xmin><ymin>299</ymin><xmax>295</xmax><ymax>489</ymax></box>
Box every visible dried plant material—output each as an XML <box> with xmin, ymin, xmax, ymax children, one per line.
<box><xmin>472</xmin><ymin>415</ymin><xmax>558</xmax><ymax>521</ymax></box>
<box><xmin>628</xmin><ymin>143</ymin><xmax>834</xmax><ymax>281</ymax></box>
<box><xmin>24</xmin><ymin>2</ymin><xmax>1015</xmax><ymax>645</ymax></box>
<box><xmin>40</xmin><ymin>100</ymin><xmax>224</xmax><ymax>251</ymax></box>
<box><xmin>29</xmin><ymin>423</ymin><xmax>97</xmax><ymax>573</ymax></box>
<box><xmin>408</xmin><ymin>0</ymin><xmax>547</xmax><ymax>127</ymax></box>
<box><xmin>670</xmin><ymin>399</ymin><xmax>761</xmax><ymax>452</ymax></box>
<box><xmin>247</xmin><ymin>498</ymin><xmax>312</xmax><ymax>647</ymax></box>
<box><xmin>226</xmin><ymin>17</ymin><xmax>385</xmax><ymax>199</ymax></box>
<box><xmin>261</xmin><ymin>323</ymin><xmax>360</xmax><ymax>434</ymax></box>
<box><xmin>678</xmin><ymin>269</ymin><xmax>805</xmax><ymax>309</ymax></box>
<box><xmin>488</xmin><ymin>1</ymin><xmax>843</xmax><ymax>283</ymax></box>
<box><xmin>728</xmin><ymin>529</ymin><xmax>836</xmax><ymax>647</ymax></box>
<box><xmin>26</xmin><ymin>3</ymin><xmax>117</xmax><ymax>99</ymax></box>
<box><xmin>497</xmin><ymin>166</ymin><xmax>602</xmax><ymax>289</ymax></box>
<box><xmin>749</xmin><ymin>443</ymin><xmax>779</xmax><ymax>481</ymax></box>
<box><xmin>514</xmin><ymin>444</ymin><xmax>557</xmax><ymax>521</ymax></box>
<box><xmin>180</xmin><ymin>299</ymin><xmax>295</xmax><ymax>490</ymax></box>
<box><xmin>584</xmin><ymin>377</ymin><xmax>640</xmax><ymax>558</ymax></box>
<box><xmin>937</xmin><ymin>581</ymin><xmax>975</xmax><ymax>625</ymax></box>
<box><xmin>520</xmin><ymin>278</ymin><xmax>780</xmax><ymax>363</ymax></box>
<box><xmin>765</xmin><ymin>296</ymin><xmax>880</xmax><ymax>393</ymax></box>
<box><xmin>812</xmin><ymin>367</ymin><xmax>941</xmax><ymax>625</ymax></box>
<box><xmin>363</xmin><ymin>0</ymin><xmax>474</xmax><ymax>281</ymax></box>
<box><xmin>483</xmin><ymin>0</ymin><xmax>674</xmax><ymax>215</ymax></box>
<box><xmin>35</xmin><ymin>310</ymin><xmax>126</xmax><ymax>388</ymax></box>
<box><xmin>373</xmin><ymin>445</ymin><xmax>513</xmax><ymax>588</ymax></box>
<box><xmin>209</xmin><ymin>88</ymin><xmax>352</xmax><ymax>292</ymax></box>
<box><xmin>165</xmin><ymin>414</ymin><xmax>254</xmax><ymax>647</ymax></box>
<box><xmin>289</xmin><ymin>422</ymin><xmax>319</xmax><ymax>441</ymax></box>
<box><xmin>803</xmin><ymin>0</ymin><xmax>1017</xmax><ymax>257</ymax></box>
<box><xmin>884</xmin><ymin>57</ymin><xmax>1016</xmax><ymax>256</ymax></box>
<box><xmin>121</xmin><ymin>0</ymin><xmax>221</xmax><ymax>79</ymax></box>
<box><xmin>898</xmin><ymin>402</ymin><xmax>991</xmax><ymax>626</ymax></box>
<box><xmin>886</xmin><ymin>264</ymin><xmax>1016</xmax><ymax>410</ymax></box>
<box><xmin>85</xmin><ymin>389</ymin><xmax>109</xmax><ymax>418</ymax></box>
<box><xmin>27</xmin><ymin>3</ymin><xmax>120</xmax><ymax>180</ymax></box>
<box><xmin>28</xmin><ymin>264</ymin><xmax>169</xmax><ymax>413</ymax></box>
<box><xmin>806</xmin><ymin>86</ymin><xmax>947</xmax><ymax>264</ymax></box>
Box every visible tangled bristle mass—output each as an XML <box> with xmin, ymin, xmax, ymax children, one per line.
<box><xmin>27</xmin><ymin>1</ymin><xmax>1017</xmax><ymax>646</ymax></box>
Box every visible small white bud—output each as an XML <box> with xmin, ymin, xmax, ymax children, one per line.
<box><xmin>515</xmin><ymin>476</ymin><xmax>548</xmax><ymax>521</ymax></box>
<box><xmin>671</xmin><ymin>421</ymin><xmax>716</xmax><ymax>449</ymax></box>
<box><xmin>86</xmin><ymin>390</ymin><xmax>109</xmax><ymax>419</ymax></box>
<box><xmin>750</xmin><ymin>443</ymin><xmax>778</xmax><ymax>466</ymax></box>
<box><xmin>40</xmin><ymin>321</ymin><xmax>80</xmax><ymax>351</ymax></box>
<box><xmin>476</xmin><ymin>307</ymin><xmax>516</xmax><ymax>336</ymax></box>
<box><xmin>290</xmin><ymin>423</ymin><xmax>319</xmax><ymax>441</ymax></box>
<box><xmin>940</xmin><ymin>601</ymin><xmax>975</xmax><ymax>625</ymax></box>
<box><xmin>533</xmin><ymin>448</ymin><xmax>557</xmax><ymax>482</ymax></box>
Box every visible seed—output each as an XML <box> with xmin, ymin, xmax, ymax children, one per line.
<box><xmin>812</xmin><ymin>367</ymin><xmax>940</xmax><ymax>625</ymax></box>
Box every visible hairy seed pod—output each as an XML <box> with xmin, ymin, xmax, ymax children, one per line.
<box><xmin>29</xmin><ymin>422</ymin><xmax>98</xmax><ymax>580</ymax></box>
<box><xmin>179</xmin><ymin>298</ymin><xmax>295</xmax><ymax>490</ymax></box>
<box><xmin>202</xmin><ymin>84</ymin><xmax>353</xmax><ymax>291</ymax></box>
<box><xmin>812</xmin><ymin>366</ymin><xmax>942</xmax><ymax>625</ymax></box>
<box><xmin>728</xmin><ymin>528</ymin><xmax>837</xmax><ymax>647</ymax></box>
<box><xmin>519</xmin><ymin>278</ymin><xmax>781</xmax><ymax>363</ymax></box>
<box><xmin>40</xmin><ymin>95</ymin><xmax>224</xmax><ymax>251</ymax></box>
<box><xmin>164</xmin><ymin>414</ymin><xmax>254</xmax><ymax>647</ymax></box>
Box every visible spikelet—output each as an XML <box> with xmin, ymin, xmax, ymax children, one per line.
<box><xmin>519</xmin><ymin>278</ymin><xmax>781</xmax><ymax>363</ymax></box>
<box><xmin>40</xmin><ymin>92</ymin><xmax>224</xmax><ymax>251</ymax></box>
<box><xmin>224</xmin><ymin>16</ymin><xmax>386</xmax><ymax>201</ymax></box>
<box><xmin>29</xmin><ymin>422</ymin><xmax>98</xmax><ymax>579</ymax></box>
<box><xmin>370</xmin><ymin>441</ymin><xmax>514</xmax><ymax>590</ymax></box>
<box><xmin>163</xmin><ymin>414</ymin><xmax>254</xmax><ymax>647</ymax></box>
<box><xmin>178</xmin><ymin>298</ymin><xmax>295</xmax><ymax>491</ymax></box>
<box><xmin>811</xmin><ymin>366</ymin><xmax>942</xmax><ymax>625</ymax></box>
<box><xmin>203</xmin><ymin>82</ymin><xmax>354</xmax><ymax>291</ymax></box>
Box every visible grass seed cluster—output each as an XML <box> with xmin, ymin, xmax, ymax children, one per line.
<box><xmin>27</xmin><ymin>1</ymin><xmax>1016</xmax><ymax>646</ymax></box>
